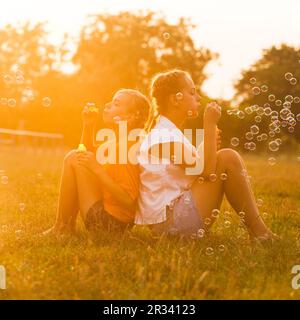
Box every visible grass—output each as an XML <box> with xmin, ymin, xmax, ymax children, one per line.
<box><xmin>0</xmin><ymin>145</ymin><xmax>300</xmax><ymax>300</ymax></box>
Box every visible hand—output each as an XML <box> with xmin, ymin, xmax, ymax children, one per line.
<box><xmin>216</xmin><ymin>127</ymin><xmax>222</xmax><ymax>150</ymax></box>
<box><xmin>204</xmin><ymin>102</ymin><xmax>221</xmax><ymax>125</ymax></box>
<box><xmin>76</xmin><ymin>151</ymin><xmax>100</xmax><ymax>174</ymax></box>
<box><xmin>82</xmin><ymin>105</ymin><xmax>99</xmax><ymax>126</ymax></box>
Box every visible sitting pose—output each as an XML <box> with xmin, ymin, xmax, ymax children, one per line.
<box><xmin>135</xmin><ymin>69</ymin><xmax>278</xmax><ymax>241</ymax></box>
<box><xmin>44</xmin><ymin>89</ymin><xmax>150</xmax><ymax>235</ymax></box>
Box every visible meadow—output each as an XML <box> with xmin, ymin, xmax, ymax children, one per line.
<box><xmin>0</xmin><ymin>145</ymin><xmax>300</xmax><ymax>299</ymax></box>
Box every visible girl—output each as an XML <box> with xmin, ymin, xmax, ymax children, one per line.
<box><xmin>135</xmin><ymin>69</ymin><xmax>278</xmax><ymax>241</ymax></box>
<box><xmin>44</xmin><ymin>89</ymin><xmax>150</xmax><ymax>235</ymax></box>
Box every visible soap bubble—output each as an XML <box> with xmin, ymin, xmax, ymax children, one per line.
<box><xmin>205</xmin><ymin>247</ymin><xmax>214</xmax><ymax>256</ymax></box>
<box><xmin>285</xmin><ymin>72</ymin><xmax>293</xmax><ymax>80</ymax></box>
<box><xmin>245</xmin><ymin>107</ymin><xmax>252</xmax><ymax>114</ymax></box>
<box><xmin>8</xmin><ymin>98</ymin><xmax>16</xmax><ymax>107</ymax></box>
<box><xmin>268</xmin><ymin>157</ymin><xmax>276</xmax><ymax>166</ymax></box>
<box><xmin>42</xmin><ymin>97</ymin><xmax>51</xmax><ymax>107</ymax></box>
<box><xmin>294</xmin><ymin>96</ymin><xmax>300</xmax><ymax>104</ymax></box>
<box><xmin>269</xmin><ymin>140</ymin><xmax>279</xmax><ymax>152</ymax></box>
<box><xmin>230</xmin><ymin>137</ymin><xmax>239</xmax><ymax>147</ymax></box>
<box><xmin>198</xmin><ymin>177</ymin><xmax>205</xmax><ymax>184</ymax></box>
<box><xmin>249</xmin><ymin>77</ymin><xmax>256</xmax><ymax>84</ymax></box>
<box><xmin>163</xmin><ymin>32</ymin><xmax>170</xmax><ymax>39</ymax></box>
<box><xmin>250</xmin><ymin>125</ymin><xmax>259</xmax><ymax>135</ymax></box>
<box><xmin>280</xmin><ymin>108</ymin><xmax>291</xmax><ymax>120</ymax></box>
<box><xmin>285</xmin><ymin>95</ymin><xmax>293</xmax><ymax>102</ymax></box>
<box><xmin>290</xmin><ymin>78</ymin><xmax>297</xmax><ymax>85</ymax></box>
<box><xmin>209</xmin><ymin>174</ymin><xmax>217</xmax><ymax>182</ymax></box>
<box><xmin>176</xmin><ymin>92</ymin><xmax>183</xmax><ymax>100</ymax></box>
<box><xmin>218</xmin><ymin>244</ymin><xmax>226</xmax><ymax>252</ymax></box>
<box><xmin>197</xmin><ymin>228</ymin><xmax>205</xmax><ymax>238</ymax></box>
<box><xmin>248</xmin><ymin>142</ymin><xmax>256</xmax><ymax>151</ymax></box>
<box><xmin>3</xmin><ymin>74</ymin><xmax>13</xmax><ymax>84</ymax></box>
<box><xmin>268</xmin><ymin>94</ymin><xmax>276</xmax><ymax>102</ymax></box>
<box><xmin>237</xmin><ymin>111</ymin><xmax>245</xmax><ymax>119</ymax></box>
<box><xmin>261</xmin><ymin>85</ymin><xmax>268</xmax><ymax>92</ymax></box>
<box><xmin>220</xmin><ymin>173</ymin><xmax>228</xmax><ymax>181</ymax></box>
<box><xmin>275</xmin><ymin>100</ymin><xmax>282</xmax><ymax>107</ymax></box>
<box><xmin>262</xmin><ymin>212</ymin><xmax>268</xmax><ymax>219</ymax></box>
<box><xmin>238</xmin><ymin>211</ymin><xmax>245</xmax><ymax>218</ymax></box>
<box><xmin>288</xmin><ymin>126</ymin><xmax>294</xmax><ymax>133</ymax></box>
<box><xmin>264</xmin><ymin>107</ymin><xmax>272</xmax><ymax>116</ymax></box>
<box><xmin>212</xmin><ymin>209</ymin><xmax>220</xmax><ymax>218</ymax></box>
<box><xmin>255</xmin><ymin>116</ymin><xmax>262</xmax><ymax>123</ymax></box>
<box><xmin>19</xmin><ymin>203</ymin><xmax>26</xmax><ymax>212</ymax></box>
<box><xmin>252</xmin><ymin>87</ymin><xmax>261</xmax><ymax>95</ymax></box>
<box><xmin>257</xmin><ymin>198</ymin><xmax>263</xmax><ymax>207</ymax></box>
<box><xmin>260</xmin><ymin>133</ymin><xmax>268</xmax><ymax>141</ymax></box>
<box><xmin>224</xmin><ymin>220</ymin><xmax>231</xmax><ymax>228</ymax></box>
<box><xmin>245</xmin><ymin>132</ymin><xmax>254</xmax><ymax>140</ymax></box>
<box><xmin>296</xmin><ymin>114</ymin><xmax>300</xmax><ymax>121</ymax></box>
<box><xmin>204</xmin><ymin>217</ymin><xmax>211</xmax><ymax>226</ymax></box>
<box><xmin>269</xmin><ymin>131</ymin><xmax>275</xmax><ymax>138</ymax></box>
<box><xmin>187</xmin><ymin>110</ymin><xmax>193</xmax><ymax>117</ymax></box>
<box><xmin>1</xmin><ymin>176</ymin><xmax>8</xmax><ymax>185</ymax></box>
<box><xmin>256</xmin><ymin>107</ymin><xmax>264</xmax><ymax>116</ymax></box>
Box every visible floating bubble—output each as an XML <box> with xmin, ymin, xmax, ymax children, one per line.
<box><xmin>204</xmin><ymin>217</ymin><xmax>211</xmax><ymax>226</ymax></box>
<box><xmin>249</xmin><ymin>77</ymin><xmax>256</xmax><ymax>84</ymax></box>
<box><xmin>248</xmin><ymin>142</ymin><xmax>256</xmax><ymax>151</ymax></box>
<box><xmin>288</xmin><ymin>126</ymin><xmax>294</xmax><ymax>133</ymax></box>
<box><xmin>275</xmin><ymin>100</ymin><xmax>282</xmax><ymax>107</ymax></box>
<box><xmin>281</xmin><ymin>121</ymin><xmax>287</xmax><ymax>127</ymax></box>
<box><xmin>3</xmin><ymin>74</ymin><xmax>13</xmax><ymax>84</ymax></box>
<box><xmin>264</xmin><ymin>107</ymin><xmax>272</xmax><ymax>116</ymax></box>
<box><xmin>255</xmin><ymin>116</ymin><xmax>262</xmax><ymax>123</ymax></box>
<box><xmin>256</xmin><ymin>107</ymin><xmax>264</xmax><ymax>116</ymax></box>
<box><xmin>224</xmin><ymin>220</ymin><xmax>231</xmax><ymax>228</ymax></box>
<box><xmin>257</xmin><ymin>135</ymin><xmax>262</xmax><ymax>142</ymax></box>
<box><xmin>42</xmin><ymin>97</ymin><xmax>51</xmax><ymax>107</ymax></box>
<box><xmin>275</xmin><ymin>138</ymin><xmax>282</xmax><ymax>145</ymax></box>
<box><xmin>285</xmin><ymin>72</ymin><xmax>293</xmax><ymax>80</ymax></box>
<box><xmin>269</xmin><ymin>120</ymin><xmax>281</xmax><ymax>131</ymax></box>
<box><xmin>230</xmin><ymin>137</ymin><xmax>239</xmax><ymax>147</ymax></box>
<box><xmin>245</xmin><ymin>132</ymin><xmax>254</xmax><ymax>140</ymax></box>
<box><xmin>212</xmin><ymin>209</ymin><xmax>220</xmax><ymax>218</ymax></box>
<box><xmin>280</xmin><ymin>108</ymin><xmax>291</xmax><ymax>120</ymax></box>
<box><xmin>220</xmin><ymin>173</ymin><xmax>228</xmax><ymax>181</ymax></box>
<box><xmin>285</xmin><ymin>95</ymin><xmax>293</xmax><ymax>102</ymax></box>
<box><xmin>197</xmin><ymin>177</ymin><xmax>205</xmax><ymax>184</ymax></box>
<box><xmin>269</xmin><ymin>140</ymin><xmax>279</xmax><ymax>152</ymax></box>
<box><xmin>250</xmin><ymin>125</ymin><xmax>259</xmax><ymax>135</ymax></box>
<box><xmin>209</xmin><ymin>173</ymin><xmax>217</xmax><ymax>182</ymax></box>
<box><xmin>1</xmin><ymin>176</ymin><xmax>8</xmax><ymax>185</ymax></box>
<box><xmin>237</xmin><ymin>111</ymin><xmax>245</xmax><ymax>119</ymax></box>
<box><xmin>176</xmin><ymin>92</ymin><xmax>183</xmax><ymax>100</ymax></box>
<box><xmin>268</xmin><ymin>94</ymin><xmax>276</xmax><ymax>102</ymax></box>
<box><xmin>15</xmin><ymin>229</ymin><xmax>24</xmax><ymax>238</ymax></box>
<box><xmin>296</xmin><ymin>114</ymin><xmax>300</xmax><ymax>121</ymax></box>
<box><xmin>205</xmin><ymin>247</ymin><xmax>214</xmax><ymax>256</ymax></box>
<box><xmin>252</xmin><ymin>87</ymin><xmax>261</xmax><ymax>95</ymax></box>
<box><xmin>238</xmin><ymin>211</ymin><xmax>245</xmax><ymax>218</ymax></box>
<box><xmin>261</xmin><ymin>85</ymin><xmax>268</xmax><ymax>92</ymax></box>
<box><xmin>290</xmin><ymin>78</ymin><xmax>297</xmax><ymax>85</ymax></box>
<box><xmin>163</xmin><ymin>32</ymin><xmax>170</xmax><ymax>39</ymax></box>
<box><xmin>294</xmin><ymin>96</ymin><xmax>300</xmax><ymax>104</ymax></box>
<box><xmin>269</xmin><ymin>131</ymin><xmax>275</xmax><ymax>138</ymax></box>
<box><xmin>197</xmin><ymin>228</ymin><xmax>205</xmax><ymax>238</ymax></box>
<box><xmin>260</xmin><ymin>133</ymin><xmax>268</xmax><ymax>141</ymax></box>
<box><xmin>268</xmin><ymin>157</ymin><xmax>276</xmax><ymax>166</ymax></box>
<box><xmin>262</xmin><ymin>212</ymin><xmax>268</xmax><ymax>219</ymax></box>
<box><xmin>244</xmin><ymin>107</ymin><xmax>252</xmax><ymax>115</ymax></box>
<box><xmin>187</xmin><ymin>110</ymin><xmax>193</xmax><ymax>117</ymax></box>
<box><xmin>257</xmin><ymin>198</ymin><xmax>263</xmax><ymax>207</ymax></box>
<box><xmin>8</xmin><ymin>98</ymin><xmax>16</xmax><ymax>107</ymax></box>
<box><xmin>19</xmin><ymin>203</ymin><xmax>26</xmax><ymax>212</ymax></box>
<box><xmin>218</xmin><ymin>244</ymin><xmax>226</xmax><ymax>252</ymax></box>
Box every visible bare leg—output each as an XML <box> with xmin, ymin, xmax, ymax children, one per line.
<box><xmin>191</xmin><ymin>148</ymin><xmax>274</xmax><ymax>238</ymax></box>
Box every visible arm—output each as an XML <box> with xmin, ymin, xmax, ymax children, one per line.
<box><xmin>76</xmin><ymin>152</ymin><xmax>136</xmax><ymax>210</ymax></box>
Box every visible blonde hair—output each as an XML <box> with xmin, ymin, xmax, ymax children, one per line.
<box><xmin>146</xmin><ymin>69</ymin><xmax>190</xmax><ymax>131</ymax></box>
<box><xmin>117</xmin><ymin>89</ymin><xmax>151</xmax><ymax>129</ymax></box>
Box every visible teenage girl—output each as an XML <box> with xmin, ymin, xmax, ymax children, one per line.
<box><xmin>135</xmin><ymin>69</ymin><xmax>278</xmax><ymax>241</ymax></box>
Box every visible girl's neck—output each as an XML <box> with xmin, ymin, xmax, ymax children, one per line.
<box><xmin>161</xmin><ymin>111</ymin><xmax>185</xmax><ymax>129</ymax></box>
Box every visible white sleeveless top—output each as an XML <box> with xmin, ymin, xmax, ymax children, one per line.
<box><xmin>135</xmin><ymin>115</ymin><xmax>204</xmax><ymax>225</ymax></box>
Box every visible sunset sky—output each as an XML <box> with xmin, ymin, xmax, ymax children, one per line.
<box><xmin>1</xmin><ymin>0</ymin><xmax>300</xmax><ymax>99</ymax></box>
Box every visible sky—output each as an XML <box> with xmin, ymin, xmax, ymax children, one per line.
<box><xmin>1</xmin><ymin>0</ymin><xmax>300</xmax><ymax>99</ymax></box>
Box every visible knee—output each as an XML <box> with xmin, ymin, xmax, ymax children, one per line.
<box><xmin>63</xmin><ymin>149</ymin><xmax>78</xmax><ymax>166</ymax></box>
<box><xmin>217</xmin><ymin>148</ymin><xmax>242</xmax><ymax>168</ymax></box>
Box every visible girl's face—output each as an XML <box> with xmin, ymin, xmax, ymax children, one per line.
<box><xmin>102</xmin><ymin>91</ymin><xmax>134</xmax><ymax>125</ymax></box>
<box><xmin>177</xmin><ymin>75</ymin><xmax>201</xmax><ymax>118</ymax></box>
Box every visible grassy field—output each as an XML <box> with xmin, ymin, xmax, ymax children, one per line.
<box><xmin>0</xmin><ymin>145</ymin><xmax>300</xmax><ymax>300</ymax></box>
